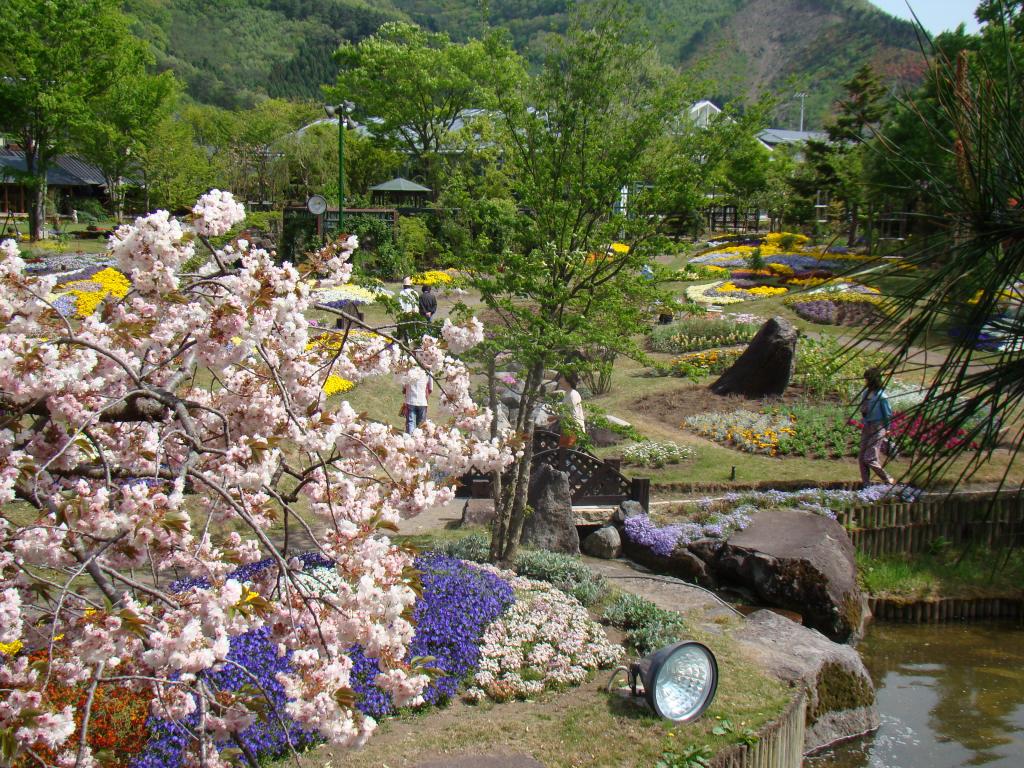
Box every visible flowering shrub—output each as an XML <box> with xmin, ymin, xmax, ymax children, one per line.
<box><xmin>410</xmin><ymin>269</ymin><xmax>454</xmax><ymax>286</ymax></box>
<box><xmin>322</xmin><ymin>375</ymin><xmax>355</xmax><ymax>396</ymax></box>
<box><xmin>512</xmin><ymin>550</ymin><xmax>609</xmax><ymax>607</ymax></box>
<box><xmin>464</xmin><ymin>574</ymin><xmax>620</xmax><ymax>703</ymax></box>
<box><xmin>0</xmin><ymin>190</ymin><xmax>511</xmax><ymax>767</ymax></box>
<box><xmin>622</xmin><ymin>441</ymin><xmax>695</xmax><ymax>467</ymax></box>
<box><xmin>793</xmin><ymin>337</ymin><xmax>887</xmax><ymax>398</ymax></box>
<box><xmin>684</xmin><ymin>410</ymin><xmax>795</xmax><ymax>455</ymax></box>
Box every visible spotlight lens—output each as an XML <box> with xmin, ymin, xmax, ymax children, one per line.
<box><xmin>653</xmin><ymin>643</ymin><xmax>717</xmax><ymax>721</ymax></box>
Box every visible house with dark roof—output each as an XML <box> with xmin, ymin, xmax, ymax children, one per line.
<box><xmin>0</xmin><ymin>149</ymin><xmax>107</xmax><ymax>214</ymax></box>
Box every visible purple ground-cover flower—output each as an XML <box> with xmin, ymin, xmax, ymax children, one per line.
<box><xmin>349</xmin><ymin>552</ymin><xmax>514</xmax><ymax>719</ymax></box>
<box><xmin>144</xmin><ymin>553</ymin><xmax>515</xmax><ymax>767</ymax></box>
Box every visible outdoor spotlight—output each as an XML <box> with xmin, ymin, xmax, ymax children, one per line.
<box><xmin>628</xmin><ymin>641</ymin><xmax>718</xmax><ymax>722</ymax></box>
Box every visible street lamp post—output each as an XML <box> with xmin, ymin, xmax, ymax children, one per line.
<box><xmin>795</xmin><ymin>92</ymin><xmax>808</xmax><ymax>133</ymax></box>
<box><xmin>324</xmin><ymin>101</ymin><xmax>355</xmax><ymax>233</ymax></box>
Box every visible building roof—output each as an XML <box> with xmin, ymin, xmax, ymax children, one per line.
<box><xmin>0</xmin><ymin>150</ymin><xmax>106</xmax><ymax>186</ymax></box>
<box><xmin>757</xmin><ymin>128</ymin><xmax>829</xmax><ymax>146</ymax></box>
<box><xmin>369</xmin><ymin>177</ymin><xmax>432</xmax><ymax>193</ymax></box>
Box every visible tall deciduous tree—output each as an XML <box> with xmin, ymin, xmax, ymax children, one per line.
<box><xmin>78</xmin><ymin>40</ymin><xmax>178</xmax><ymax>221</ymax></box>
<box><xmin>446</xmin><ymin>1</ymin><xmax>705</xmax><ymax>563</ymax></box>
<box><xmin>329</xmin><ymin>21</ymin><xmax>524</xmax><ymax>186</ymax></box>
<box><xmin>0</xmin><ymin>0</ymin><xmax>134</xmax><ymax>239</ymax></box>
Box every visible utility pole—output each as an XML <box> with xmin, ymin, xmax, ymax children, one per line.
<box><xmin>795</xmin><ymin>92</ymin><xmax>808</xmax><ymax>132</ymax></box>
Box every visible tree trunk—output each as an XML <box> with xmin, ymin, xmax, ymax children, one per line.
<box><xmin>490</xmin><ymin>359</ymin><xmax>546</xmax><ymax>564</ymax></box>
<box><xmin>847</xmin><ymin>201</ymin><xmax>859</xmax><ymax>248</ymax></box>
<box><xmin>486</xmin><ymin>357</ymin><xmax>506</xmax><ymax>563</ymax></box>
<box><xmin>24</xmin><ymin>141</ymin><xmax>46</xmax><ymax>241</ymax></box>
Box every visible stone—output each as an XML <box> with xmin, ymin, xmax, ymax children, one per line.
<box><xmin>521</xmin><ymin>464</ymin><xmax>579</xmax><ymax>554</ymax></box>
<box><xmin>732</xmin><ymin>610</ymin><xmax>879</xmax><ymax>753</ymax></box>
<box><xmin>494</xmin><ymin>402</ymin><xmax>511</xmax><ymax>433</ymax></box>
<box><xmin>460</xmin><ymin>498</ymin><xmax>496</xmax><ymax>527</ymax></box>
<box><xmin>621</xmin><ymin>537</ymin><xmax>710</xmax><ymax>585</ymax></box>
<box><xmin>687</xmin><ymin>537</ymin><xmax>724</xmax><ymax>563</ymax></box>
<box><xmin>582</xmin><ymin>525</ymin><xmax>622</xmax><ymax>559</ymax></box>
<box><xmin>708</xmin><ymin>508</ymin><xmax>866</xmax><ymax>642</ymax></box>
<box><xmin>615</xmin><ymin>499</ymin><xmax>646</xmax><ymax>523</ymax></box>
<box><xmin>710</xmin><ymin>316</ymin><xmax>797</xmax><ymax>398</ymax></box>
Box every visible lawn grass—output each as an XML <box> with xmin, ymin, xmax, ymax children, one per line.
<box><xmin>857</xmin><ymin>546</ymin><xmax>1024</xmax><ymax>600</ymax></box>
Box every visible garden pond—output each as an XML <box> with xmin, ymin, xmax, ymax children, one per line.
<box><xmin>807</xmin><ymin>622</ymin><xmax>1024</xmax><ymax>768</ymax></box>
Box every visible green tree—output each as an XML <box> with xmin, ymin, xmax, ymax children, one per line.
<box><xmin>137</xmin><ymin>114</ymin><xmax>217</xmax><ymax>212</ymax></box>
<box><xmin>78</xmin><ymin>41</ymin><xmax>178</xmax><ymax>221</ymax></box>
<box><xmin>329</xmin><ymin>21</ymin><xmax>524</xmax><ymax>186</ymax></box>
<box><xmin>0</xmin><ymin>0</ymin><xmax>135</xmax><ymax>239</ymax></box>
<box><xmin>448</xmin><ymin>2</ymin><xmax>696</xmax><ymax>563</ymax></box>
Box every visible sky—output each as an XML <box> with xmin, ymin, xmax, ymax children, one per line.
<box><xmin>869</xmin><ymin>0</ymin><xmax>982</xmax><ymax>34</ymax></box>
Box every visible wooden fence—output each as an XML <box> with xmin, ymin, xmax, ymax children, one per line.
<box><xmin>835</xmin><ymin>492</ymin><xmax>1024</xmax><ymax>556</ymax></box>
<box><xmin>711</xmin><ymin>691</ymin><xmax>806</xmax><ymax>768</ymax></box>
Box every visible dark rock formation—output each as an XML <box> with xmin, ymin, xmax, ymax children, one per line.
<box><xmin>614</xmin><ymin>499</ymin><xmax>646</xmax><ymax>524</ymax></box>
<box><xmin>521</xmin><ymin>464</ymin><xmax>579</xmax><ymax>554</ymax></box>
<box><xmin>621</xmin><ymin>536</ymin><xmax>710</xmax><ymax>585</ymax></box>
<box><xmin>581</xmin><ymin>525</ymin><xmax>622</xmax><ymax>559</ymax></box>
<box><xmin>733</xmin><ymin>610</ymin><xmax>879</xmax><ymax>753</ymax></box>
<box><xmin>710</xmin><ymin>316</ymin><xmax>797</xmax><ymax>398</ymax></box>
<box><xmin>707</xmin><ymin>508</ymin><xmax>866</xmax><ymax>642</ymax></box>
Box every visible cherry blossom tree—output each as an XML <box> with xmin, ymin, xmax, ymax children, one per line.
<box><xmin>0</xmin><ymin>191</ymin><xmax>509</xmax><ymax>768</ymax></box>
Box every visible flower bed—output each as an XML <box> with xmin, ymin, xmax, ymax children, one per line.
<box><xmin>49</xmin><ymin>265</ymin><xmax>131</xmax><ymax>317</ymax></box>
<box><xmin>648</xmin><ymin>316</ymin><xmax>761</xmax><ymax>353</ymax></box>
<box><xmin>410</xmin><ymin>269</ymin><xmax>455</xmax><ymax>287</ymax></box>
<box><xmin>684</xmin><ymin>281</ymin><xmax>748</xmax><ymax>306</ymax></box>
<box><xmin>622</xmin><ymin>440</ymin><xmax>695</xmax><ymax>467</ymax></box>
<box><xmin>661</xmin><ymin>346</ymin><xmax>745</xmax><ymax>380</ymax></box>
<box><xmin>464</xmin><ymin>573</ymin><xmax>619</xmax><ymax>703</ymax></box>
<box><xmin>684</xmin><ymin>409</ymin><xmax>795</xmax><ymax>455</ymax></box>
<box><xmin>787</xmin><ymin>297</ymin><xmax>884</xmax><ymax>326</ymax></box>
<box><xmin>311</xmin><ymin>283</ymin><xmax>391</xmax><ymax>308</ymax></box>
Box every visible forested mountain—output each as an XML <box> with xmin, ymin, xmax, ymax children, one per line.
<box><xmin>125</xmin><ymin>0</ymin><xmax>927</xmax><ymax>126</ymax></box>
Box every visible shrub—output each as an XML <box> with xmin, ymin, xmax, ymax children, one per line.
<box><xmin>602</xmin><ymin>593</ymin><xmax>688</xmax><ymax>656</ymax></box>
<box><xmin>793</xmin><ymin>337</ymin><xmax>886</xmax><ymax>399</ymax></box>
<box><xmin>513</xmin><ymin>549</ymin><xmax>609</xmax><ymax>606</ymax></box>
<box><xmin>438</xmin><ymin>531</ymin><xmax>491</xmax><ymax>563</ymax></box>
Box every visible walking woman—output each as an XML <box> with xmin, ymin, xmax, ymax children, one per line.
<box><xmin>859</xmin><ymin>367</ymin><xmax>895</xmax><ymax>488</ymax></box>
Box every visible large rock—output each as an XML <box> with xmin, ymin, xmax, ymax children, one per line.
<box><xmin>521</xmin><ymin>464</ymin><xmax>579</xmax><ymax>554</ymax></box>
<box><xmin>614</xmin><ymin>499</ymin><xmax>646</xmax><ymax>524</ymax></box>
<box><xmin>621</xmin><ymin>536</ymin><xmax>710</xmax><ymax>585</ymax></box>
<box><xmin>710</xmin><ymin>316</ymin><xmax>797</xmax><ymax>397</ymax></box>
<box><xmin>733</xmin><ymin>610</ymin><xmax>879</xmax><ymax>753</ymax></box>
<box><xmin>708</xmin><ymin>509</ymin><xmax>866</xmax><ymax>642</ymax></box>
<box><xmin>582</xmin><ymin>525</ymin><xmax>622</xmax><ymax>559</ymax></box>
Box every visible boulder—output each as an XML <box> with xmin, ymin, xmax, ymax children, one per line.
<box><xmin>589</xmin><ymin>414</ymin><xmax>632</xmax><ymax>447</ymax></box>
<box><xmin>687</xmin><ymin>537</ymin><xmax>724</xmax><ymax>563</ymax></box>
<box><xmin>710</xmin><ymin>316</ymin><xmax>797</xmax><ymax>398</ymax></box>
<box><xmin>708</xmin><ymin>508</ymin><xmax>866</xmax><ymax>642</ymax></box>
<box><xmin>460</xmin><ymin>498</ymin><xmax>497</xmax><ymax>527</ymax></box>
<box><xmin>521</xmin><ymin>464</ymin><xmax>579</xmax><ymax>554</ymax></box>
<box><xmin>733</xmin><ymin>610</ymin><xmax>879</xmax><ymax>753</ymax></box>
<box><xmin>621</xmin><ymin>536</ymin><xmax>710</xmax><ymax>585</ymax></box>
<box><xmin>582</xmin><ymin>525</ymin><xmax>622</xmax><ymax>559</ymax></box>
<box><xmin>614</xmin><ymin>499</ymin><xmax>646</xmax><ymax>524</ymax></box>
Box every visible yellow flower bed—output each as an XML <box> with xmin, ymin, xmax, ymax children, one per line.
<box><xmin>0</xmin><ymin>639</ymin><xmax>23</xmax><ymax>655</ymax></box>
<box><xmin>684</xmin><ymin>282</ymin><xmax>745</xmax><ymax>306</ymax></box>
<box><xmin>51</xmin><ymin>267</ymin><xmax>132</xmax><ymax>317</ymax></box>
<box><xmin>762</xmin><ymin>232</ymin><xmax>809</xmax><ymax>247</ymax></box>
<box><xmin>323</xmin><ymin>375</ymin><xmax>355</xmax><ymax>396</ymax></box>
<box><xmin>609</xmin><ymin>242</ymin><xmax>630</xmax><ymax>254</ymax></box>
<box><xmin>411</xmin><ymin>270</ymin><xmax>454</xmax><ymax>286</ymax></box>
<box><xmin>718</xmin><ymin>282</ymin><xmax>788</xmax><ymax>297</ymax></box>
<box><xmin>782</xmin><ymin>291</ymin><xmax>885</xmax><ymax>306</ymax></box>
<box><xmin>786</xmin><ymin>276</ymin><xmax>830</xmax><ymax>287</ymax></box>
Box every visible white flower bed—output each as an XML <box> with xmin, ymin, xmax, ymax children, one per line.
<box><xmin>685</xmin><ymin>281</ymin><xmax>745</xmax><ymax>306</ymax></box>
<box><xmin>464</xmin><ymin>573</ymin><xmax>621</xmax><ymax>703</ymax></box>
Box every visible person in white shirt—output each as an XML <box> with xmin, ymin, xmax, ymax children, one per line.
<box><xmin>402</xmin><ymin>365</ymin><xmax>431</xmax><ymax>433</ymax></box>
<box><xmin>397</xmin><ymin>277</ymin><xmax>419</xmax><ymax>342</ymax></box>
<box><xmin>561</xmin><ymin>372</ymin><xmax>585</xmax><ymax>445</ymax></box>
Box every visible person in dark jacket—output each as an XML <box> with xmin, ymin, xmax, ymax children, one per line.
<box><xmin>418</xmin><ymin>285</ymin><xmax>437</xmax><ymax>321</ymax></box>
<box><xmin>858</xmin><ymin>367</ymin><xmax>895</xmax><ymax>487</ymax></box>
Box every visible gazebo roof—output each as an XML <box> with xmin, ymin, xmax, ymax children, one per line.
<box><xmin>369</xmin><ymin>177</ymin><xmax>432</xmax><ymax>193</ymax></box>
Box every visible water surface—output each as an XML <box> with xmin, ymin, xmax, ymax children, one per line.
<box><xmin>807</xmin><ymin>623</ymin><xmax>1024</xmax><ymax>768</ymax></box>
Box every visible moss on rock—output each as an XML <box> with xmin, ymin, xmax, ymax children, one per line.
<box><xmin>810</xmin><ymin>661</ymin><xmax>875</xmax><ymax>723</ymax></box>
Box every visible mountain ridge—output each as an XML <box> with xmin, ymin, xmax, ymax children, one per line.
<box><xmin>126</xmin><ymin>0</ymin><xmax>925</xmax><ymax>126</ymax></box>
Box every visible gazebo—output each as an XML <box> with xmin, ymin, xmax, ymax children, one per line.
<box><xmin>369</xmin><ymin>177</ymin><xmax>432</xmax><ymax>208</ymax></box>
